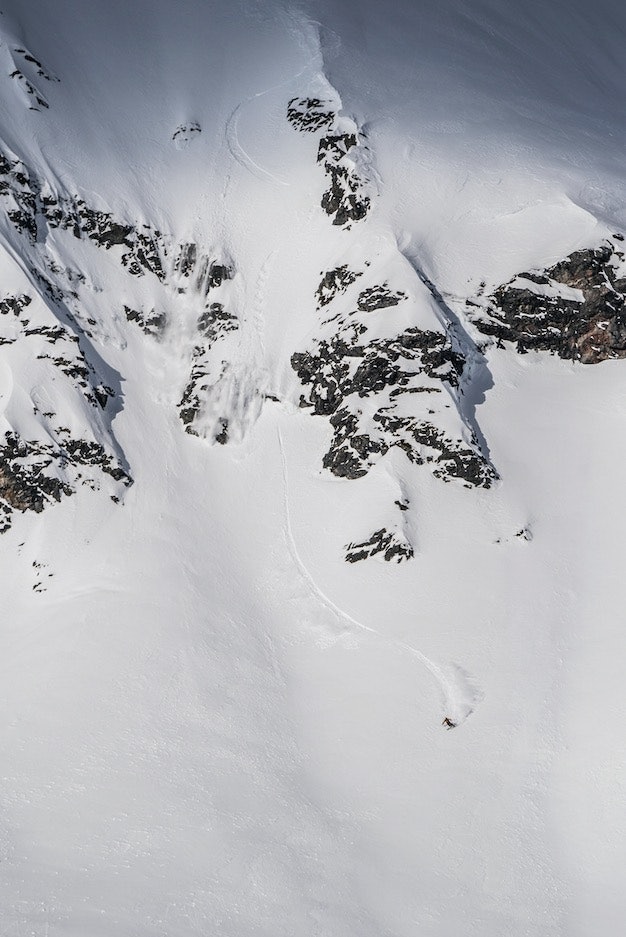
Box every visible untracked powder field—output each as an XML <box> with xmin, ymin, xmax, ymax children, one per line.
<box><xmin>0</xmin><ymin>1</ymin><xmax>625</xmax><ymax>934</ymax></box>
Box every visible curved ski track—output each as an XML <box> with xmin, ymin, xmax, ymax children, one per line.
<box><xmin>277</xmin><ymin>427</ymin><xmax>481</xmax><ymax>727</ymax></box>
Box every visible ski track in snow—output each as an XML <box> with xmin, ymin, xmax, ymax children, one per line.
<box><xmin>226</xmin><ymin>100</ymin><xmax>290</xmax><ymax>188</ymax></box>
<box><xmin>277</xmin><ymin>427</ymin><xmax>480</xmax><ymax>727</ymax></box>
<box><xmin>225</xmin><ymin>56</ymin><xmax>312</xmax><ymax>188</ymax></box>
<box><xmin>225</xmin><ymin>14</ymin><xmax>332</xmax><ymax>189</ymax></box>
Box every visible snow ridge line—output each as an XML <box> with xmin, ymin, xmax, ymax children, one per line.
<box><xmin>277</xmin><ymin>426</ymin><xmax>478</xmax><ymax>726</ymax></box>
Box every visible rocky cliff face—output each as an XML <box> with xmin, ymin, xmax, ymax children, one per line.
<box><xmin>0</xmin><ymin>145</ymin><xmax>257</xmax><ymax>526</ymax></box>
<box><xmin>291</xmin><ymin>274</ymin><xmax>494</xmax><ymax>488</ymax></box>
<box><xmin>470</xmin><ymin>243</ymin><xmax>626</xmax><ymax>363</ymax></box>
<box><xmin>0</xmin><ymin>148</ymin><xmax>137</xmax><ymax>529</ymax></box>
<box><xmin>287</xmin><ymin>94</ymin><xmax>496</xmax><ymax>563</ymax></box>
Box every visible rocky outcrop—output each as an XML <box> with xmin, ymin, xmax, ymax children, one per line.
<box><xmin>0</xmin><ymin>433</ymin><xmax>72</xmax><ymax>526</ymax></box>
<box><xmin>287</xmin><ymin>97</ymin><xmax>371</xmax><ymax>226</ymax></box>
<box><xmin>0</xmin><ymin>150</ymin><xmax>166</xmax><ymax>280</ymax></box>
<box><xmin>356</xmin><ymin>284</ymin><xmax>407</xmax><ymax>312</ymax></box>
<box><xmin>124</xmin><ymin>306</ymin><xmax>166</xmax><ymax>338</ymax></box>
<box><xmin>0</xmin><ymin>145</ymin><xmax>254</xmax><ymax>448</ymax></box>
<box><xmin>7</xmin><ymin>44</ymin><xmax>58</xmax><ymax>112</ymax></box>
<box><xmin>292</xmin><ymin>270</ymin><xmax>495</xmax><ymax>487</ymax></box>
<box><xmin>287</xmin><ymin>97</ymin><xmax>334</xmax><ymax>133</ymax></box>
<box><xmin>317</xmin><ymin>130</ymin><xmax>371</xmax><ymax>226</ymax></box>
<box><xmin>472</xmin><ymin>244</ymin><xmax>626</xmax><ymax>363</ymax></box>
<box><xmin>0</xmin><ymin>123</ymin><xmax>277</xmax><ymax>530</ymax></box>
<box><xmin>316</xmin><ymin>265</ymin><xmax>363</xmax><ymax>308</ymax></box>
<box><xmin>0</xmin><ymin>293</ymin><xmax>31</xmax><ymax>331</ymax></box>
<box><xmin>287</xmin><ymin>78</ymin><xmax>496</xmax><ymax>510</ymax></box>
<box><xmin>0</xmin><ymin>285</ymin><xmax>132</xmax><ymax>530</ymax></box>
<box><xmin>172</xmin><ymin>122</ymin><xmax>201</xmax><ymax>149</ymax></box>
<box><xmin>0</xmin><ymin>428</ymin><xmax>131</xmax><ymax>533</ymax></box>
<box><xmin>345</xmin><ymin>527</ymin><xmax>414</xmax><ymax>563</ymax></box>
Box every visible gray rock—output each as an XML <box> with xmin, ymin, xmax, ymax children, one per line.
<box><xmin>475</xmin><ymin>244</ymin><xmax>626</xmax><ymax>364</ymax></box>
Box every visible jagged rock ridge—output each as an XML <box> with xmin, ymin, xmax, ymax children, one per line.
<box><xmin>287</xmin><ymin>97</ymin><xmax>371</xmax><ymax>226</ymax></box>
<box><xmin>292</xmin><ymin>264</ymin><xmax>495</xmax><ymax>488</ymax></box>
<box><xmin>471</xmin><ymin>243</ymin><xmax>626</xmax><ymax>363</ymax></box>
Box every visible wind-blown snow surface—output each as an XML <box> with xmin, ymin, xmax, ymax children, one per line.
<box><xmin>1</xmin><ymin>1</ymin><xmax>626</xmax><ymax>934</ymax></box>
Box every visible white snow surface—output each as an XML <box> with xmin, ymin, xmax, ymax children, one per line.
<box><xmin>1</xmin><ymin>1</ymin><xmax>626</xmax><ymax>935</ymax></box>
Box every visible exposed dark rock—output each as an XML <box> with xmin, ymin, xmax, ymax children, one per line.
<box><xmin>35</xmin><ymin>330</ymin><xmax>113</xmax><ymax>409</ymax></box>
<box><xmin>357</xmin><ymin>284</ymin><xmax>406</xmax><ymax>312</ymax></box>
<box><xmin>296</xmin><ymin>242</ymin><xmax>497</xmax><ymax>483</ymax></box>
<box><xmin>14</xmin><ymin>47</ymin><xmax>59</xmax><ymax>82</ymax></box>
<box><xmin>287</xmin><ymin>97</ymin><xmax>335</xmax><ymax>133</ymax></box>
<box><xmin>286</xmin><ymin>98</ymin><xmax>371</xmax><ymax>226</ymax></box>
<box><xmin>373</xmin><ymin>413</ymin><xmax>493</xmax><ymax>488</ymax></box>
<box><xmin>291</xmin><ymin>310</ymin><xmax>493</xmax><ymax>486</ymax></box>
<box><xmin>215</xmin><ymin>418</ymin><xmax>229</xmax><ymax>445</ymax></box>
<box><xmin>172</xmin><ymin>122</ymin><xmax>201</xmax><ymax>147</ymax></box>
<box><xmin>317</xmin><ymin>131</ymin><xmax>371</xmax><ymax>226</ymax></box>
<box><xmin>197</xmin><ymin>302</ymin><xmax>237</xmax><ymax>343</ymax></box>
<box><xmin>352</xmin><ymin>352</ymin><xmax>404</xmax><ymax>395</ymax></box>
<box><xmin>179</xmin><ymin>348</ymin><xmax>211</xmax><ymax>432</ymax></box>
<box><xmin>0</xmin><ymin>429</ymin><xmax>131</xmax><ymax>532</ymax></box>
<box><xmin>58</xmin><ymin>436</ymin><xmax>132</xmax><ymax>484</ymax></box>
<box><xmin>292</xmin><ymin>326</ymin><xmax>465</xmax><ymax>417</ymax></box>
<box><xmin>0</xmin><ymin>278</ymin><xmax>131</xmax><ymax>531</ymax></box>
<box><xmin>0</xmin><ymin>149</ymin><xmax>167</xmax><ymax>280</ymax></box>
<box><xmin>175</xmin><ymin>242</ymin><xmax>197</xmax><ymax>276</ymax></box>
<box><xmin>391</xmin><ymin>329</ymin><xmax>465</xmax><ymax>386</ymax></box>
<box><xmin>0</xmin><ymin>294</ymin><xmax>31</xmax><ymax>318</ymax></box>
<box><xmin>194</xmin><ymin>257</ymin><xmax>233</xmax><ymax>295</ymax></box>
<box><xmin>1</xmin><ymin>157</ymin><xmax>40</xmax><ymax>238</ymax></box>
<box><xmin>120</xmin><ymin>228</ymin><xmax>165</xmax><ymax>280</ymax></box>
<box><xmin>0</xmin><ymin>143</ymin><xmax>243</xmax><ymax>446</ymax></box>
<box><xmin>206</xmin><ymin>262</ymin><xmax>233</xmax><ymax>289</ymax></box>
<box><xmin>0</xmin><ymin>287</ymin><xmax>115</xmax><ymax>412</ymax></box>
<box><xmin>0</xmin><ymin>433</ymin><xmax>71</xmax><ymax>521</ymax></box>
<box><xmin>474</xmin><ymin>244</ymin><xmax>626</xmax><ymax>364</ymax></box>
<box><xmin>10</xmin><ymin>69</ymin><xmax>49</xmax><ymax>109</ymax></box>
<box><xmin>316</xmin><ymin>265</ymin><xmax>363</xmax><ymax>307</ymax></box>
<box><xmin>320</xmin><ymin>166</ymin><xmax>370</xmax><ymax>226</ymax></box>
<box><xmin>74</xmin><ymin>206</ymin><xmax>134</xmax><ymax>248</ymax></box>
<box><xmin>124</xmin><ymin>305</ymin><xmax>166</xmax><ymax>337</ymax></box>
<box><xmin>345</xmin><ymin>527</ymin><xmax>414</xmax><ymax>563</ymax></box>
<box><xmin>317</xmin><ymin>133</ymin><xmax>358</xmax><ymax>164</ymax></box>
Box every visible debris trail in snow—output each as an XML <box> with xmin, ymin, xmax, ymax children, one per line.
<box><xmin>277</xmin><ymin>426</ymin><xmax>480</xmax><ymax>726</ymax></box>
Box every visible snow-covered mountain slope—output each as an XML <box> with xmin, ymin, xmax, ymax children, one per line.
<box><xmin>1</xmin><ymin>1</ymin><xmax>626</xmax><ymax>935</ymax></box>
